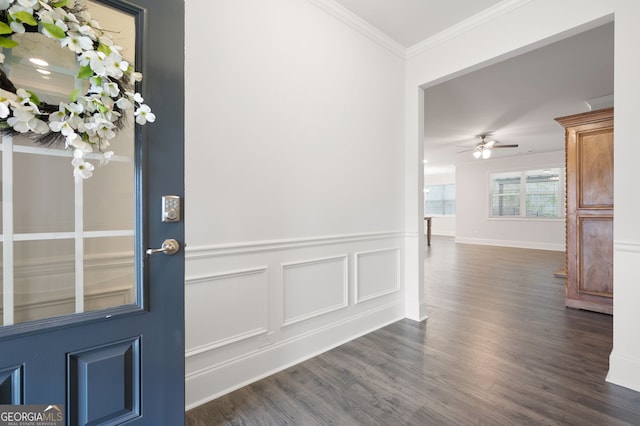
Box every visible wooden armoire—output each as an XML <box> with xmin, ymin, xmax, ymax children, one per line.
<box><xmin>555</xmin><ymin>108</ymin><xmax>613</xmax><ymax>315</ymax></box>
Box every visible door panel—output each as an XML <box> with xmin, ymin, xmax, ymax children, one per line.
<box><xmin>0</xmin><ymin>0</ymin><xmax>185</xmax><ymax>423</ymax></box>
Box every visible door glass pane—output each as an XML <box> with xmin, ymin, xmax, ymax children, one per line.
<box><xmin>84</xmin><ymin>236</ymin><xmax>135</xmax><ymax>311</ymax></box>
<box><xmin>0</xmin><ymin>2</ymin><xmax>137</xmax><ymax>327</ymax></box>
<box><xmin>14</xmin><ymin>152</ymin><xmax>75</xmax><ymax>234</ymax></box>
<box><xmin>12</xmin><ymin>240</ymin><xmax>76</xmax><ymax>324</ymax></box>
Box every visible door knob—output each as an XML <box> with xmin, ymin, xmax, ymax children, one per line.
<box><xmin>146</xmin><ymin>239</ymin><xmax>180</xmax><ymax>256</ymax></box>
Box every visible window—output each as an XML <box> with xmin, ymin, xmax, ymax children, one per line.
<box><xmin>490</xmin><ymin>168</ymin><xmax>564</xmax><ymax>218</ymax></box>
<box><xmin>425</xmin><ymin>184</ymin><xmax>456</xmax><ymax>215</ymax></box>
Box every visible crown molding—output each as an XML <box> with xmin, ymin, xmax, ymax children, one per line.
<box><xmin>406</xmin><ymin>0</ymin><xmax>533</xmax><ymax>59</ymax></box>
<box><xmin>307</xmin><ymin>0</ymin><xmax>406</xmax><ymax>58</ymax></box>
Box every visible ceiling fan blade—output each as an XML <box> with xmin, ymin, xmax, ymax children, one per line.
<box><xmin>492</xmin><ymin>144</ymin><xmax>519</xmax><ymax>149</ymax></box>
<box><xmin>456</xmin><ymin>147</ymin><xmax>475</xmax><ymax>154</ymax></box>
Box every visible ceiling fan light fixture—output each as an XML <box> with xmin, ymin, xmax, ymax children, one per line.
<box><xmin>482</xmin><ymin>148</ymin><xmax>491</xmax><ymax>159</ymax></box>
<box><xmin>473</xmin><ymin>149</ymin><xmax>482</xmax><ymax>159</ymax></box>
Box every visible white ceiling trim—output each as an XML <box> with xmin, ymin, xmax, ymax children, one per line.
<box><xmin>406</xmin><ymin>0</ymin><xmax>533</xmax><ymax>58</ymax></box>
<box><xmin>307</xmin><ymin>0</ymin><xmax>406</xmax><ymax>58</ymax></box>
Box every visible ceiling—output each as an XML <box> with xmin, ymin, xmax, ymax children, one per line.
<box><xmin>332</xmin><ymin>0</ymin><xmax>505</xmax><ymax>47</ymax></box>
<box><xmin>331</xmin><ymin>0</ymin><xmax>614</xmax><ymax>173</ymax></box>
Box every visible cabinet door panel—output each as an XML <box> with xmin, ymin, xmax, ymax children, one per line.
<box><xmin>578</xmin><ymin>130</ymin><xmax>614</xmax><ymax>208</ymax></box>
<box><xmin>578</xmin><ymin>217</ymin><xmax>613</xmax><ymax>297</ymax></box>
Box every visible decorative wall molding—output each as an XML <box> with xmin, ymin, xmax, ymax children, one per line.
<box><xmin>307</xmin><ymin>0</ymin><xmax>405</xmax><ymax>58</ymax></box>
<box><xmin>185</xmin><ymin>328</ymin><xmax>268</xmax><ymax>359</ymax></box>
<box><xmin>406</xmin><ymin>0</ymin><xmax>533</xmax><ymax>58</ymax></box>
<box><xmin>185</xmin><ymin>231</ymin><xmax>406</xmax><ymax>259</ymax></box>
<box><xmin>355</xmin><ymin>248</ymin><xmax>401</xmax><ymax>303</ymax></box>
<box><xmin>185</xmin><ymin>267</ymin><xmax>270</xmax><ymax>356</ymax></box>
<box><xmin>281</xmin><ymin>255</ymin><xmax>348</xmax><ymax>326</ymax></box>
<box><xmin>184</xmin><ymin>233</ymin><xmax>407</xmax><ymax>408</ymax></box>
<box><xmin>615</xmin><ymin>241</ymin><xmax>640</xmax><ymax>254</ymax></box>
<box><xmin>185</xmin><ymin>267</ymin><xmax>269</xmax><ymax>287</ymax></box>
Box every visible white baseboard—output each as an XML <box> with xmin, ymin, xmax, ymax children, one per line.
<box><xmin>607</xmin><ymin>351</ymin><xmax>640</xmax><ymax>392</ymax></box>
<box><xmin>454</xmin><ymin>237</ymin><xmax>564</xmax><ymax>251</ymax></box>
<box><xmin>431</xmin><ymin>231</ymin><xmax>455</xmax><ymax>237</ymax></box>
<box><xmin>185</xmin><ymin>301</ymin><xmax>404</xmax><ymax>411</ymax></box>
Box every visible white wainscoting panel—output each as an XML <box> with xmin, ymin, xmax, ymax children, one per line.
<box><xmin>185</xmin><ymin>267</ymin><xmax>269</xmax><ymax>356</ymax></box>
<box><xmin>184</xmin><ymin>232</ymin><xmax>406</xmax><ymax>409</ymax></box>
<box><xmin>282</xmin><ymin>255</ymin><xmax>348</xmax><ymax>326</ymax></box>
<box><xmin>355</xmin><ymin>248</ymin><xmax>400</xmax><ymax>303</ymax></box>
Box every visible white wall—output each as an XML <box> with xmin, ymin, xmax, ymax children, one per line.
<box><xmin>405</xmin><ymin>0</ymin><xmax>640</xmax><ymax>393</ymax></box>
<box><xmin>184</xmin><ymin>0</ymin><xmax>406</xmax><ymax>408</ymax></box>
<box><xmin>456</xmin><ymin>151</ymin><xmax>565</xmax><ymax>250</ymax></box>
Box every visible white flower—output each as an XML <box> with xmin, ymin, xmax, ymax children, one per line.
<box><xmin>7</xmin><ymin>109</ymin><xmax>35</xmax><ymax>133</ymax></box>
<box><xmin>115</xmin><ymin>97</ymin><xmax>133</xmax><ymax>110</ymax></box>
<box><xmin>129</xmin><ymin>71</ymin><xmax>142</xmax><ymax>85</ymax></box>
<box><xmin>37</xmin><ymin>1</ymin><xmax>53</xmax><ymax>13</ymax></box>
<box><xmin>135</xmin><ymin>104</ymin><xmax>155</xmax><ymax>125</ymax></box>
<box><xmin>65</xmin><ymin>10</ymin><xmax>79</xmax><ymax>24</ymax></box>
<box><xmin>7</xmin><ymin>107</ymin><xmax>48</xmax><ymax>134</ymax></box>
<box><xmin>49</xmin><ymin>104</ymin><xmax>67</xmax><ymax>122</ymax></box>
<box><xmin>0</xmin><ymin>0</ymin><xmax>13</xmax><ymax>11</ymax></box>
<box><xmin>17</xmin><ymin>0</ymin><xmax>36</xmax><ymax>7</ymax></box>
<box><xmin>85</xmin><ymin>116</ymin><xmax>115</xmax><ymax>140</ymax></box>
<box><xmin>133</xmin><ymin>92</ymin><xmax>144</xmax><ymax>104</ymax></box>
<box><xmin>0</xmin><ymin>101</ymin><xmax>10</xmax><ymax>118</ymax></box>
<box><xmin>61</xmin><ymin>31</ymin><xmax>93</xmax><ymax>53</ymax></box>
<box><xmin>100</xmin><ymin>150</ymin><xmax>114</xmax><ymax>165</ymax></box>
<box><xmin>67</xmin><ymin>134</ymin><xmax>93</xmax><ymax>153</ymax></box>
<box><xmin>16</xmin><ymin>88</ymin><xmax>31</xmax><ymax>104</ymax></box>
<box><xmin>71</xmin><ymin>23</ymin><xmax>97</xmax><ymax>40</ymax></box>
<box><xmin>88</xmin><ymin>51</ymin><xmax>107</xmax><ymax>76</ymax></box>
<box><xmin>49</xmin><ymin>119</ymin><xmax>76</xmax><ymax>137</ymax></box>
<box><xmin>67</xmin><ymin>102</ymin><xmax>84</xmax><ymax>115</ymax></box>
<box><xmin>78</xmin><ymin>49</ymin><xmax>96</xmax><ymax>67</ymax></box>
<box><xmin>102</xmin><ymin>52</ymin><xmax>127</xmax><ymax>79</ymax></box>
<box><xmin>10</xmin><ymin>20</ymin><xmax>25</xmax><ymax>33</ymax></box>
<box><xmin>67</xmin><ymin>113</ymin><xmax>84</xmax><ymax>131</ymax></box>
<box><xmin>72</xmin><ymin>151</ymin><xmax>94</xmax><ymax>180</ymax></box>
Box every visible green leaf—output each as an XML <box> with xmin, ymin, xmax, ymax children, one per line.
<box><xmin>0</xmin><ymin>22</ymin><xmax>12</xmax><ymax>35</ymax></box>
<box><xmin>41</xmin><ymin>22</ymin><xmax>66</xmax><ymax>39</ymax></box>
<box><xmin>25</xmin><ymin>90</ymin><xmax>41</xmax><ymax>106</ymax></box>
<box><xmin>69</xmin><ymin>88</ymin><xmax>80</xmax><ymax>102</ymax></box>
<box><xmin>77</xmin><ymin>65</ymin><xmax>93</xmax><ymax>79</ymax></box>
<box><xmin>52</xmin><ymin>0</ymin><xmax>69</xmax><ymax>7</ymax></box>
<box><xmin>0</xmin><ymin>37</ymin><xmax>18</xmax><ymax>48</ymax></box>
<box><xmin>11</xmin><ymin>11</ymin><xmax>37</xmax><ymax>26</ymax></box>
<box><xmin>97</xmin><ymin>43</ymin><xmax>112</xmax><ymax>55</ymax></box>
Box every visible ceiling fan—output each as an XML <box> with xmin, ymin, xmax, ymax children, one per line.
<box><xmin>458</xmin><ymin>134</ymin><xmax>519</xmax><ymax>159</ymax></box>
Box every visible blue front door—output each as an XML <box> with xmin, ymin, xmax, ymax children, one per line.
<box><xmin>0</xmin><ymin>0</ymin><xmax>185</xmax><ymax>424</ymax></box>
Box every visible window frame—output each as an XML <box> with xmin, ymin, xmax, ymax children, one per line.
<box><xmin>424</xmin><ymin>183</ymin><xmax>456</xmax><ymax>216</ymax></box>
<box><xmin>488</xmin><ymin>167</ymin><xmax>565</xmax><ymax>220</ymax></box>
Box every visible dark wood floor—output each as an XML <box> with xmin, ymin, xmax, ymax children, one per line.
<box><xmin>186</xmin><ymin>236</ymin><xmax>640</xmax><ymax>425</ymax></box>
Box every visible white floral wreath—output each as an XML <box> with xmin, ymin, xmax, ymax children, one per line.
<box><xmin>0</xmin><ymin>0</ymin><xmax>154</xmax><ymax>180</ymax></box>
